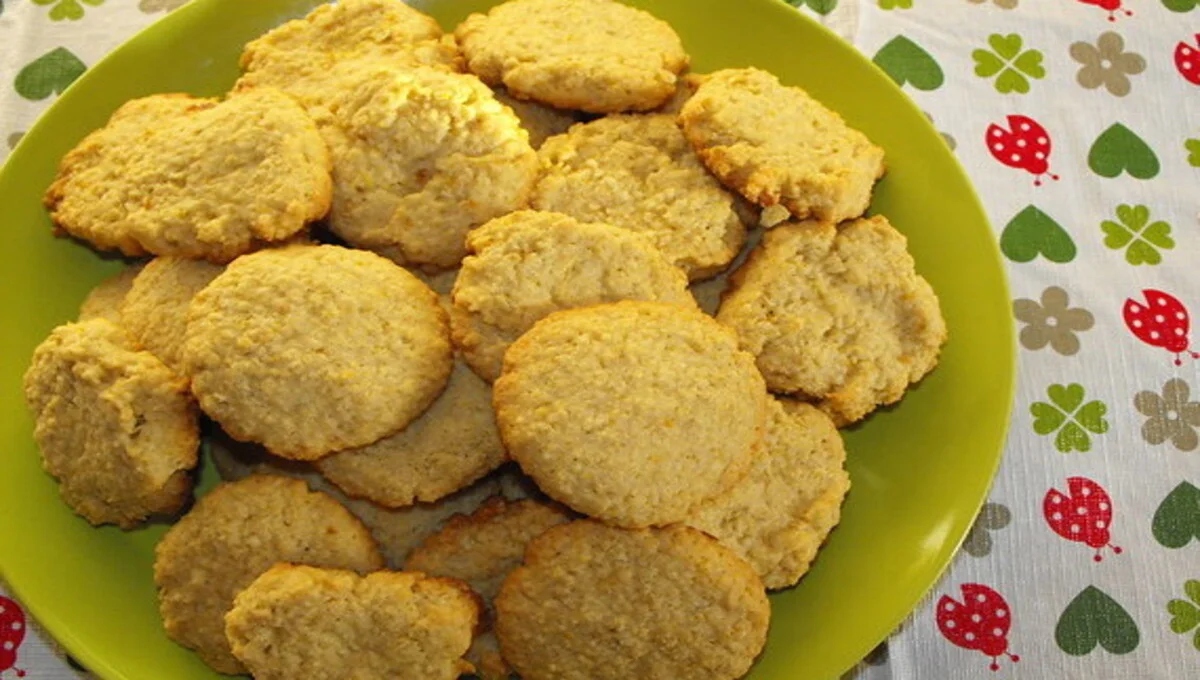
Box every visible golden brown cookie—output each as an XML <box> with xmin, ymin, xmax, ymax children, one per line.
<box><xmin>532</xmin><ymin>114</ymin><xmax>746</xmax><ymax>280</ymax></box>
<box><xmin>22</xmin><ymin>318</ymin><xmax>198</xmax><ymax>528</ymax></box>
<box><xmin>76</xmin><ymin>262</ymin><xmax>144</xmax><ymax>323</ymax></box>
<box><xmin>492</xmin><ymin>86</ymin><xmax>580</xmax><ymax>148</ymax></box>
<box><xmin>450</xmin><ymin>210</ymin><xmax>697</xmax><ymax>381</ymax></box>
<box><xmin>493</xmin><ymin>301</ymin><xmax>765</xmax><ymax>527</ymax></box>
<box><xmin>494</xmin><ymin>520</ymin><xmax>770</xmax><ymax>680</ymax></box>
<box><xmin>678</xmin><ymin>67</ymin><xmax>885</xmax><ymax>223</ymax></box>
<box><xmin>45</xmin><ymin>89</ymin><xmax>331</xmax><ymax>262</ymax></box>
<box><xmin>322</xmin><ymin>66</ymin><xmax>538</xmax><ymax>270</ymax></box>
<box><xmin>183</xmin><ymin>244</ymin><xmax>452</xmax><ymax>460</ymax></box>
<box><xmin>120</xmin><ymin>256</ymin><xmax>224</xmax><ymax>375</ymax></box>
<box><xmin>226</xmin><ymin>564</ymin><xmax>478</xmax><ymax>680</ymax></box>
<box><xmin>153</xmin><ymin>475</ymin><xmax>383</xmax><ymax>674</ymax></box>
<box><xmin>687</xmin><ymin>398</ymin><xmax>849</xmax><ymax>589</ymax></box>
<box><xmin>455</xmin><ymin>0</ymin><xmax>688</xmax><ymax>113</ymax></box>
<box><xmin>717</xmin><ymin>216</ymin><xmax>947</xmax><ymax>425</ymax></box>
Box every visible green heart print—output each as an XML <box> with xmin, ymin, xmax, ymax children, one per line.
<box><xmin>1056</xmin><ymin>586</ymin><xmax>1140</xmax><ymax>656</ymax></box>
<box><xmin>1162</xmin><ymin>0</ymin><xmax>1197</xmax><ymax>12</ymax></box>
<box><xmin>1089</xmin><ymin>123</ymin><xmax>1160</xmax><ymax>179</ymax></box>
<box><xmin>14</xmin><ymin>47</ymin><xmax>86</xmax><ymax>100</ymax></box>
<box><xmin>1153</xmin><ymin>481</ymin><xmax>1200</xmax><ymax>548</ymax></box>
<box><xmin>873</xmin><ymin>36</ymin><xmax>944</xmax><ymax>91</ymax></box>
<box><xmin>1001</xmin><ymin>205</ymin><xmax>1076</xmax><ymax>263</ymax></box>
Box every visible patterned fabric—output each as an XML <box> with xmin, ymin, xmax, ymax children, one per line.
<box><xmin>1</xmin><ymin>1</ymin><xmax>1197</xmax><ymax>678</ymax></box>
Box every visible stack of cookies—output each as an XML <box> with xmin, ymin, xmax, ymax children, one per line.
<box><xmin>22</xmin><ymin>0</ymin><xmax>947</xmax><ymax>678</ymax></box>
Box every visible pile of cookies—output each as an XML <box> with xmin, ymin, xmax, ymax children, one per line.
<box><xmin>22</xmin><ymin>0</ymin><xmax>947</xmax><ymax>678</ymax></box>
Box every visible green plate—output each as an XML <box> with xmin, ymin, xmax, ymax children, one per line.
<box><xmin>0</xmin><ymin>1</ymin><xmax>1014</xmax><ymax>678</ymax></box>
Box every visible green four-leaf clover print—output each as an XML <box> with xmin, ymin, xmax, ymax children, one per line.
<box><xmin>789</xmin><ymin>0</ymin><xmax>838</xmax><ymax>15</ymax></box>
<box><xmin>1031</xmin><ymin>383</ymin><xmax>1109</xmax><ymax>452</ymax></box>
<box><xmin>1187</xmin><ymin>139</ymin><xmax>1200</xmax><ymax>168</ymax></box>
<box><xmin>974</xmin><ymin>33</ymin><xmax>1045</xmax><ymax>93</ymax></box>
<box><xmin>1101</xmin><ymin>204</ymin><xmax>1174</xmax><ymax>265</ymax></box>
<box><xmin>879</xmin><ymin>0</ymin><xmax>913</xmax><ymax>9</ymax></box>
<box><xmin>1167</xmin><ymin>580</ymin><xmax>1200</xmax><ymax>652</ymax></box>
<box><xmin>32</xmin><ymin>0</ymin><xmax>104</xmax><ymax>21</ymax></box>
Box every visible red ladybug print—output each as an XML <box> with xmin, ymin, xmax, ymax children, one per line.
<box><xmin>0</xmin><ymin>596</ymin><xmax>26</xmax><ymax>678</ymax></box>
<box><xmin>985</xmin><ymin>115</ymin><xmax>1060</xmax><ymax>186</ymax></box>
<box><xmin>1043</xmin><ymin>477</ymin><xmax>1123</xmax><ymax>562</ymax></box>
<box><xmin>1123</xmin><ymin>290</ymin><xmax>1198</xmax><ymax>365</ymax></box>
<box><xmin>1175</xmin><ymin>35</ymin><xmax>1200</xmax><ymax>86</ymax></box>
<box><xmin>936</xmin><ymin>584</ymin><xmax>1020</xmax><ymax>671</ymax></box>
<box><xmin>1077</xmin><ymin>0</ymin><xmax>1132</xmax><ymax>21</ymax></box>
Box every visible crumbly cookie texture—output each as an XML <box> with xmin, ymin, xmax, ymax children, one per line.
<box><xmin>717</xmin><ymin>216</ymin><xmax>947</xmax><ymax>425</ymax></box>
<box><xmin>678</xmin><ymin>67</ymin><xmax>885</xmax><ymax>223</ymax></box>
<box><xmin>184</xmin><ymin>244</ymin><xmax>452</xmax><ymax>460</ymax></box>
<box><xmin>237</xmin><ymin>0</ymin><xmax>460</xmax><ymax>122</ymax></box>
<box><xmin>493</xmin><ymin>301</ymin><xmax>765</xmax><ymax>528</ymax></box>
<box><xmin>532</xmin><ymin>114</ymin><xmax>745</xmax><ymax>280</ymax></box>
<box><xmin>491</xmin><ymin>86</ymin><xmax>580</xmax><ymax>148</ymax></box>
<box><xmin>322</xmin><ymin>66</ymin><xmax>538</xmax><ymax>270</ymax></box>
<box><xmin>450</xmin><ymin>210</ymin><xmax>697</xmax><ymax>381</ymax></box>
<box><xmin>455</xmin><ymin>0</ymin><xmax>688</xmax><ymax>113</ymax></box>
<box><xmin>316</xmin><ymin>357</ymin><xmax>508</xmax><ymax>507</ymax></box>
<box><xmin>153</xmin><ymin>475</ymin><xmax>383</xmax><ymax>674</ymax></box>
<box><xmin>76</xmin><ymin>262</ymin><xmax>144</xmax><ymax>323</ymax></box>
<box><xmin>120</xmin><ymin>257</ymin><xmax>224</xmax><ymax>375</ymax></box>
<box><xmin>406</xmin><ymin>497</ymin><xmax>573</xmax><ymax>680</ymax></box>
<box><xmin>687</xmin><ymin>398</ymin><xmax>849</xmax><ymax>589</ymax></box>
<box><xmin>494</xmin><ymin>521</ymin><xmax>770</xmax><ymax>680</ymax></box>
<box><xmin>23</xmin><ymin>319</ymin><xmax>198</xmax><ymax>529</ymax></box>
<box><xmin>44</xmin><ymin>89</ymin><xmax>332</xmax><ymax>262</ymax></box>
<box><xmin>226</xmin><ymin>564</ymin><xmax>478</xmax><ymax>680</ymax></box>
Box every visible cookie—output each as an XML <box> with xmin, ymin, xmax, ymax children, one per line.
<box><xmin>455</xmin><ymin>0</ymin><xmax>688</xmax><ymax>113</ymax></box>
<box><xmin>687</xmin><ymin>398</ymin><xmax>849</xmax><ymax>589</ymax></box>
<box><xmin>494</xmin><ymin>520</ymin><xmax>770</xmax><ymax>680</ymax></box>
<box><xmin>226</xmin><ymin>564</ymin><xmax>478</xmax><ymax>680</ymax></box>
<box><xmin>120</xmin><ymin>257</ymin><xmax>224</xmax><ymax>375</ymax></box>
<box><xmin>492</xmin><ymin>87</ymin><xmax>580</xmax><ymax>148</ymax></box>
<box><xmin>716</xmin><ymin>216</ymin><xmax>947</xmax><ymax>425</ymax></box>
<box><xmin>493</xmin><ymin>301</ymin><xmax>765</xmax><ymax>527</ymax></box>
<box><xmin>236</xmin><ymin>0</ymin><xmax>460</xmax><ymax>121</ymax></box>
<box><xmin>153</xmin><ymin>475</ymin><xmax>382</xmax><ymax>674</ymax></box>
<box><xmin>450</xmin><ymin>210</ymin><xmax>697</xmax><ymax>381</ymax></box>
<box><xmin>22</xmin><ymin>318</ymin><xmax>198</xmax><ymax>528</ymax></box>
<box><xmin>678</xmin><ymin>67</ymin><xmax>885</xmax><ymax>223</ymax></box>
<box><xmin>688</xmin><ymin>226</ymin><xmax>762</xmax><ymax>316</ymax></box>
<box><xmin>322</xmin><ymin>66</ymin><xmax>538</xmax><ymax>270</ymax></box>
<box><xmin>208</xmin><ymin>431</ymin><xmax>507</xmax><ymax>569</ymax></box>
<box><xmin>45</xmin><ymin>89</ymin><xmax>332</xmax><ymax>262</ymax></box>
<box><xmin>316</xmin><ymin>358</ymin><xmax>508</xmax><ymax>507</ymax></box>
<box><xmin>184</xmin><ymin>244</ymin><xmax>452</xmax><ymax>460</ymax></box>
<box><xmin>407</xmin><ymin>497</ymin><xmax>572</xmax><ymax>680</ymax></box>
<box><xmin>76</xmin><ymin>262</ymin><xmax>144</xmax><ymax>323</ymax></box>
<box><xmin>656</xmin><ymin>71</ymin><xmax>708</xmax><ymax>114</ymax></box>
<box><xmin>532</xmin><ymin>114</ymin><xmax>746</xmax><ymax>280</ymax></box>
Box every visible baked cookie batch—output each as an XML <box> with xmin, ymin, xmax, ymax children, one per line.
<box><xmin>23</xmin><ymin>0</ymin><xmax>947</xmax><ymax>678</ymax></box>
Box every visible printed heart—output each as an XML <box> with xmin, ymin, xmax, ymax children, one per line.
<box><xmin>1055</xmin><ymin>586</ymin><xmax>1140</xmax><ymax>656</ymax></box>
<box><xmin>1153</xmin><ymin>481</ymin><xmax>1200</xmax><ymax>548</ymax></box>
<box><xmin>989</xmin><ymin>34</ymin><xmax>1024</xmax><ymax>60</ymax></box>
<box><xmin>995</xmin><ymin>69</ymin><xmax>1029</xmax><ymax>94</ymax></box>
<box><xmin>1162</xmin><ymin>0</ymin><xmax>1198</xmax><ymax>12</ymax></box>
<box><xmin>1168</xmin><ymin>597</ymin><xmax>1200</xmax><ymax>634</ymax></box>
<box><xmin>1188</xmin><ymin>139</ymin><xmax>1200</xmax><ymax>167</ymax></box>
<box><xmin>6</xmin><ymin>132</ymin><xmax>22</xmax><ymax>150</ymax></box>
<box><xmin>873</xmin><ymin>36</ymin><xmax>945</xmax><ymax>91</ymax></box>
<box><xmin>14</xmin><ymin>47</ymin><xmax>86</xmax><ymax>101</ymax></box>
<box><xmin>1001</xmin><ymin>205</ymin><xmax>1075</xmax><ymax>263</ymax></box>
<box><xmin>1124</xmin><ymin>240</ymin><xmax>1161</xmax><ymax>265</ymax></box>
<box><xmin>1088</xmin><ymin>123</ymin><xmax>1160</xmax><ymax>179</ymax></box>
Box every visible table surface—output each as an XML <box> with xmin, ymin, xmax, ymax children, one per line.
<box><xmin>1</xmin><ymin>0</ymin><xmax>1198</xmax><ymax>679</ymax></box>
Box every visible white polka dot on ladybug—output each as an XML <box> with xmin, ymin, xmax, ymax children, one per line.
<box><xmin>1076</xmin><ymin>506</ymin><xmax>1087</xmax><ymax>515</ymax></box>
<box><xmin>1082</xmin><ymin>487</ymin><xmax>1091</xmax><ymax>496</ymax></box>
<box><xmin>1096</xmin><ymin>520</ymin><xmax>1106</xmax><ymax>528</ymax></box>
<box><xmin>1133</xmin><ymin>320</ymin><xmax>1143</xmax><ymax>328</ymax></box>
<box><xmin>1037</xmin><ymin>136</ymin><xmax>1047</xmax><ymax>144</ymax></box>
<box><xmin>972</xmin><ymin>614</ymin><xmax>982</xmax><ymax>623</ymax></box>
<box><xmin>1051</xmin><ymin>494</ymin><xmax>1062</xmax><ymax>504</ymax></box>
<box><xmin>1152</xmin><ymin>331</ymin><xmax>1161</xmax><ymax>339</ymax></box>
<box><xmin>9</xmin><ymin>622</ymin><xmax>19</xmax><ymax>631</ymax></box>
<box><xmin>965</xmin><ymin>633</ymin><xmax>976</xmax><ymax>641</ymax></box>
<box><xmin>946</xmin><ymin>620</ymin><xmax>957</xmax><ymax>628</ymax></box>
<box><xmin>996</xmin><ymin>609</ymin><xmax>1007</xmax><ymax>617</ymax></box>
<box><xmin>945</xmin><ymin>603</ymin><xmax>955</xmax><ymax>611</ymax></box>
<box><xmin>977</xmin><ymin>594</ymin><xmax>987</xmax><ymax>603</ymax></box>
<box><xmin>993</xmin><ymin>628</ymin><xmax>1003</xmax><ymax>636</ymax></box>
<box><xmin>2</xmin><ymin>641</ymin><xmax>12</xmax><ymax>651</ymax></box>
<box><xmin>1177</xmin><ymin>312</ymin><xmax>1185</xmax><ymax>320</ymax></box>
<box><xmin>1052</xmin><ymin>512</ymin><xmax>1063</xmax><ymax>520</ymax></box>
<box><xmin>1071</xmin><ymin>524</ymin><xmax>1081</xmax><ymax>533</ymax></box>
<box><xmin>1100</xmin><ymin>502</ymin><xmax>1109</xmax><ymax>511</ymax></box>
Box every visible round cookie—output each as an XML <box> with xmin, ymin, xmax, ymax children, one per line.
<box><xmin>494</xmin><ymin>521</ymin><xmax>770</xmax><ymax>680</ymax></box>
<box><xmin>491</xmin><ymin>87</ymin><xmax>580</xmax><ymax>148</ymax></box>
<box><xmin>183</xmin><ymin>244</ymin><xmax>452</xmax><ymax>460</ymax></box>
<box><xmin>77</xmin><ymin>262</ymin><xmax>144</xmax><ymax>323</ymax></box>
<box><xmin>455</xmin><ymin>0</ymin><xmax>688</xmax><ymax>113</ymax></box>
<box><xmin>686</xmin><ymin>398</ymin><xmax>849</xmax><ymax>589</ymax></box>
<box><xmin>120</xmin><ymin>256</ymin><xmax>224</xmax><ymax>375</ymax></box>
<box><xmin>236</xmin><ymin>0</ymin><xmax>460</xmax><ymax>121</ymax></box>
<box><xmin>532</xmin><ymin>114</ymin><xmax>746</xmax><ymax>280</ymax></box>
<box><xmin>22</xmin><ymin>318</ymin><xmax>198</xmax><ymax>529</ymax></box>
<box><xmin>678</xmin><ymin>67</ymin><xmax>886</xmax><ymax>224</ymax></box>
<box><xmin>226</xmin><ymin>564</ymin><xmax>478</xmax><ymax>680</ymax></box>
<box><xmin>153</xmin><ymin>475</ymin><xmax>383</xmax><ymax>674</ymax></box>
<box><xmin>493</xmin><ymin>301</ymin><xmax>765</xmax><ymax>527</ymax></box>
<box><xmin>716</xmin><ymin>216</ymin><xmax>947</xmax><ymax>425</ymax></box>
<box><xmin>45</xmin><ymin>89</ymin><xmax>332</xmax><ymax>262</ymax></box>
<box><xmin>316</xmin><ymin>357</ymin><xmax>508</xmax><ymax>507</ymax></box>
<box><xmin>322</xmin><ymin>66</ymin><xmax>538</xmax><ymax>270</ymax></box>
<box><xmin>450</xmin><ymin>210</ymin><xmax>698</xmax><ymax>381</ymax></box>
